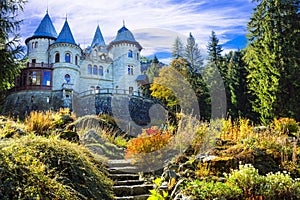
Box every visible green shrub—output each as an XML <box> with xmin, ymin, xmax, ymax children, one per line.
<box><xmin>271</xmin><ymin>118</ymin><xmax>299</xmax><ymax>136</ymax></box>
<box><xmin>0</xmin><ymin>134</ymin><xmax>113</xmax><ymax>199</ymax></box>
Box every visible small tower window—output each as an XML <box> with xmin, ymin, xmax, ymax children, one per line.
<box><xmin>75</xmin><ymin>55</ymin><xmax>78</xmax><ymax>65</ymax></box>
<box><xmin>128</xmin><ymin>50</ymin><xmax>133</xmax><ymax>58</ymax></box>
<box><xmin>35</xmin><ymin>42</ymin><xmax>38</xmax><ymax>48</ymax></box>
<box><xmin>55</xmin><ymin>53</ymin><xmax>60</xmax><ymax>63</ymax></box>
<box><xmin>65</xmin><ymin>74</ymin><xmax>71</xmax><ymax>84</ymax></box>
<box><xmin>65</xmin><ymin>53</ymin><xmax>71</xmax><ymax>63</ymax></box>
<box><xmin>93</xmin><ymin>65</ymin><xmax>98</xmax><ymax>75</ymax></box>
<box><xmin>128</xmin><ymin>65</ymin><xmax>133</xmax><ymax>75</ymax></box>
<box><xmin>99</xmin><ymin>66</ymin><xmax>103</xmax><ymax>76</ymax></box>
<box><xmin>87</xmin><ymin>65</ymin><xmax>92</xmax><ymax>74</ymax></box>
<box><xmin>136</xmin><ymin>52</ymin><xmax>139</xmax><ymax>60</ymax></box>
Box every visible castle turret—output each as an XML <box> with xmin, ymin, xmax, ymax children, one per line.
<box><xmin>49</xmin><ymin>19</ymin><xmax>81</xmax><ymax>92</ymax></box>
<box><xmin>107</xmin><ymin>23</ymin><xmax>142</xmax><ymax>93</ymax></box>
<box><xmin>25</xmin><ymin>12</ymin><xmax>57</xmax><ymax>66</ymax></box>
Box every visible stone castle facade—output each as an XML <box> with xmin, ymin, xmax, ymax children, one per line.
<box><xmin>2</xmin><ymin>12</ymin><xmax>148</xmax><ymax>117</ymax></box>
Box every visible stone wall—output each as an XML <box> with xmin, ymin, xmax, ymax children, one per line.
<box><xmin>2</xmin><ymin>90</ymin><xmax>64</xmax><ymax>119</ymax></box>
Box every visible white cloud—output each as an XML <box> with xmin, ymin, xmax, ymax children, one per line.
<box><xmin>18</xmin><ymin>0</ymin><xmax>254</xmax><ymax>57</ymax></box>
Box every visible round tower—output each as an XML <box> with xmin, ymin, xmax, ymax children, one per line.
<box><xmin>49</xmin><ymin>19</ymin><xmax>81</xmax><ymax>92</ymax></box>
<box><xmin>107</xmin><ymin>23</ymin><xmax>142</xmax><ymax>93</ymax></box>
<box><xmin>25</xmin><ymin>12</ymin><xmax>57</xmax><ymax>67</ymax></box>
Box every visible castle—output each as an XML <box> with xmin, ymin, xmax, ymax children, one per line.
<box><xmin>2</xmin><ymin>12</ymin><xmax>149</xmax><ymax>118</ymax></box>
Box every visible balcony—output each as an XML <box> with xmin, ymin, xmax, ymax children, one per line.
<box><xmin>62</xmin><ymin>83</ymin><xmax>74</xmax><ymax>90</ymax></box>
<box><xmin>27</xmin><ymin>62</ymin><xmax>53</xmax><ymax>68</ymax></box>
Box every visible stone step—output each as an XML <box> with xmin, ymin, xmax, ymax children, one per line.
<box><xmin>109</xmin><ymin>173</ymin><xmax>140</xmax><ymax>181</ymax></box>
<box><xmin>114</xmin><ymin>194</ymin><xmax>150</xmax><ymax>200</ymax></box>
<box><xmin>107</xmin><ymin>159</ymin><xmax>134</xmax><ymax>168</ymax></box>
<box><xmin>114</xmin><ymin>179</ymin><xmax>145</xmax><ymax>186</ymax></box>
<box><xmin>108</xmin><ymin>166</ymin><xmax>138</xmax><ymax>174</ymax></box>
<box><xmin>113</xmin><ymin>185</ymin><xmax>153</xmax><ymax>196</ymax></box>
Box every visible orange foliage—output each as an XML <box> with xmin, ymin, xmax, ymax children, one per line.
<box><xmin>125</xmin><ymin>127</ymin><xmax>172</xmax><ymax>159</ymax></box>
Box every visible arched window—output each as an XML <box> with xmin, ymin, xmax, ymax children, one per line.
<box><xmin>75</xmin><ymin>55</ymin><xmax>78</xmax><ymax>65</ymax></box>
<box><xmin>65</xmin><ymin>74</ymin><xmax>71</xmax><ymax>84</ymax></box>
<box><xmin>128</xmin><ymin>65</ymin><xmax>133</xmax><ymax>75</ymax></box>
<box><xmin>93</xmin><ymin>65</ymin><xmax>98</xmax><ymax>75</ymax></box>
<box><xmin>55</xmin><ymin>53</ymin><xmax>60</xmax><ymax>63</ymax></box>
<box><xmin>128</xmin><ymin>50</ymin><xmax>133</xmax><ymax>58</ymax></box>
<box><xmin>65</xmin><ymin>53</ymin><xmax>71</xmax><ymax>63</ymax></box>
<box><xmin>99</xmin><ymin>66</ymin><xmax>103</xmax><ymax>76</ymax></box>
<box><xmin>35</xmin><ymin>42</ymin><xmax>38</xmax><ymax>48</ymax></box>
<box><xmin>87</xmin><ymin>64</ymin><xmax>92</xmax><ymax>74</ymax></box>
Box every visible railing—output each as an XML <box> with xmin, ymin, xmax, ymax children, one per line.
<box><xmin>27</xmin><ymin>62</ymin><xmax>53</xmax><ymax>68</ymax></box>
<box><xmin>62</xmin><ymin>83</ymin><xmax>74</xmax><ymax>90</ymax></box>
<box><xmin>77</xmin><ymin>88</ymin><xmax>155</xmax><ymax>100</ymax></box>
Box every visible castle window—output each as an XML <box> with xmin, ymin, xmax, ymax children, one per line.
<box><xmin>65</xmin><ymin>74</ymin><xmax>71</xmax><ymax>84</ymax></box>
<box><xmin>42</xmin><ymin>71</ymin><xmax>51</xmax><ymax>86</ymax></box>
<box><xmin>75</xmin><ymin>55</ymin><xmax>78</xmax><ymax>65</ymax></box>
<box><xmin>128</xmin><ymin>50</ymin><xmax>133</xmax><ymax>58</ymax></box>
<box><xmin>128</xmin><ymin>65</ymin><xmax>133</xmax><ymax>75</ymax></box>
<box><xmin>136</xmin><ymin>52</ymin><xmax>139</xmax><ymax>60</ymax></box>
<box><xmin>29</xmin><ymin>71</ymin><xmax>41</xmax><ymax>85</ymax></box>
<box><xmin>35</xmin><ymin>42</ymin><xmax>38</xmax><ymax>48</ymax></box>
<box><xmin>88</xmin><ymin>65</ymin><xmax>92</xmax><ymax>74</ymax></box>
<box><xmin>93</xmin><ymin>65</ymin><xmax>98</xmax><ymax>75</ymax></box>
<box><xmin>55</xmin><ymin>53</ymin><xmax>60</xmax><ymax>63</ymax></box>
<box><xmin>99</xmin><ymin>66</ymin><xmax>103</xmax><ymax>76</ymax></box>
<box><xmin>65</xmin><ymin>53</ymin><xmax>71</xmax><ymax>63</ymax></box>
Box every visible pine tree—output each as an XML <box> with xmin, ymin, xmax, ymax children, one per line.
<box><xmin>244</xmin><ymin>0</ymin><xmax>300</xmax><ymax>123</ymax></box>
<box><xmin>146</xmin><ymin>55</ymin><xmax>161</xmax><ymax>83</ymax></box>
<box><xmin>207</xmin><ymin>31</ymin><xmax>225</xmax><ymax>76</ymax></box>
<box><xmin>185</xmin><ymin>32</ymin><xmax>203</xmax><ymax>72</ymax></box>
<box><xmin>172</xmin><ymin>36</ymin><xmax>184</xmax><ymax>58</ymax></box>
<box><xmin>0</xmin><ymin>0</ymin><xmax>26</xmax><ymax>111</ymax></box>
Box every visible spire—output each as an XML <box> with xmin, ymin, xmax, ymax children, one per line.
<box><xmin>91</xmin><ymin>25</ymin><xmax>106</xmax><ymax>48</ymax></box>
<box><xmin>55</xmin><ymin>19</ymin><xmax>76</xmax><ymax>45</ymax></box>
<box><xmin>32</xmin><ymin>12</ymin><xmax>57</xmax><ymax>38</ymax></box>
<box><xmin>123</xmin><ymin>20</ymin><xmax>125</xmax><ymax>27</ymax></box>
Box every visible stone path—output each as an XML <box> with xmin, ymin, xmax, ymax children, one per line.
<box><xmin>106</xmin><ymin>159</ymin><xmax>153</xmax><ymax>200</ymax></box>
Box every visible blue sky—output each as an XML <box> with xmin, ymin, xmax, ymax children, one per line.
<box><xmin>18</xmin><ymin>0</ymin><xmax>255</xmax><ymax>63</ymax></box>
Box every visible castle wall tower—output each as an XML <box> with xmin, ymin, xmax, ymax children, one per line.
<box><xmin>107</xmin><ymin>24</ymin><xmax>142</xmax><ymax>93</ymax></box>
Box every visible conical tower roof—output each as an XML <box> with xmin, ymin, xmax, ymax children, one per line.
<box><xmin>55</xmin><ymin>19</ymin><xmax>76</xmax><ymax>45</ymax></box>
<box><xmin>25</xmin><ymin>12</ymin><xmax>57</xmax><ymax>44</ymax></box>
<box><xmin>114</xmin><ymin>25</ymin><xmax>136</xmax><ymax>43</ymax></box>
<box><xmin>91</xmin><ymin>25</ymin><xmax>106</xmax><ymax>48</ymax></box>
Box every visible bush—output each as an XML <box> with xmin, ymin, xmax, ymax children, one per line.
<box><xmin>125</xmin><ymin>126</ymin><xmax>171</xmax><ymax>159</ymax></box>
<box><xmin>0</xmin><ymin>134</ymin><xmax>113</xmax><ymax>199</ymax></box>
<box><xmin>271</xmin><ymin>118</ymin><xmax>299</xmax><ymax>136</ymax></box>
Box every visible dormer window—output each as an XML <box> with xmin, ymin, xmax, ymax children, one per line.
<box><xmin>128</xmin><ymin>50</ymin><xmax>133</xmax><ymax>58</ymax></box>
<box><xmin>65</xmin><ymin>53</ymin><xmax>71</xmax><ymax>63</ymax></box>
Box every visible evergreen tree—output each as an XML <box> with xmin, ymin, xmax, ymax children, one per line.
<box><xmin>185</xmin><ymin>32</ymin><xmax>203</xmax><ymax>72</ymax></box>
<box><xmin>205</xmin><ymin>31</ymin><xmax>227</xmax><ymax>119</ymax></box>
<box><xmin>0</xmin><ymin>0</ymin><xmax>26</xmax><ymax>111</ymax></box>
<box><xmin>244</xmin><ymin>0</ymin><xmax>300</xmax><ymax>123</ymax></box>
<box><xmin>226</xmin><ymin>50</ymin><xmax>253</xmax><ymax>119</ymax></box>
<box><xmin>146</xmin><ymin>55</ymin><xmax>160</xmax><ymax>83</ymax></box>
<box><xmin>172</xmin><ymin>36</ymin><xmax>184</xmax><ymax>58</ymax></box>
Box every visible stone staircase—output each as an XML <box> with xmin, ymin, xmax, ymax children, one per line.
<box><xmin>107</xmin><ymin>159</ymin><xmax>153</xmax><ymax>200</ymax></box>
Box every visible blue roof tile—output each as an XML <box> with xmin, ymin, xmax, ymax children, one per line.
<box><xmin>55</xmin><ymin>19</ymin><xmax>76</xmax><ymax>45</ymax></box>
<box><xmin>33</xmin><ymin>12</ymin><xmax>57</xmax><ymax>38</ymax></box>
<box><xmin>91</xmin><ymin>25</ymin><xmax>106</xmax><ymax>48</ymax></box>
<box><xmin>114</xmin><ymin>25</ymin><xmax>137</xmax><ymax>43</ymax></box>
